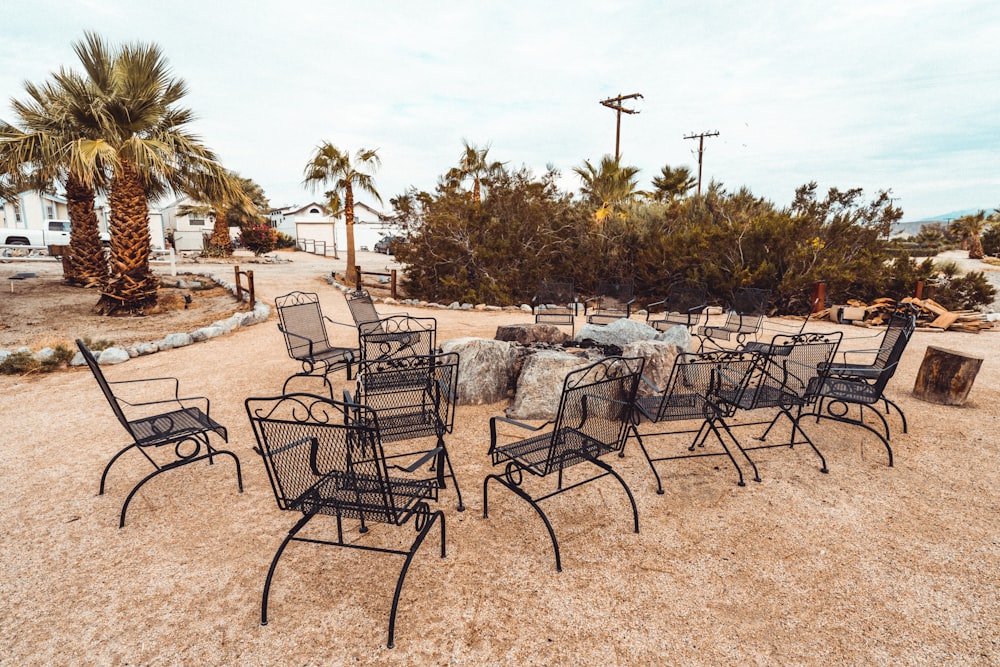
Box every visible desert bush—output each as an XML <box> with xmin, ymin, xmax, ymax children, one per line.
<box><xmin>275</xmin><ymin>232</ymin><xmax>297</xmax><ymax>249</ymax></box>
<box><xmin>239</xmin><ymin>221</ymin><xmax>278</xmax><ymax>256</ymax></box>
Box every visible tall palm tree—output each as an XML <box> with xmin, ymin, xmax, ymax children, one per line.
<box><xmin>950</xmin><ymin>211</ymin><xmax>988</xmax><ymax>259</ymax></box>
<box><xmin>651</xmin><ymin>164</ymin><xmax>696</xmax><ymax>201</ymax></box>
<box><xmin>302</xmin><ymin>143</ymin><xmax>382</xmax><ymax>276</ymax></box>
<box><xmin>573</xmin><ymin>154</ymin><xmax>644</xmax><ymax>222</ymax></box>
<box><xmin>455</xmin><ymin>140</ymin><xmax>502</xmax><ymax>206</ymax></box>
<box><xmin>179</xmin><ymin>172</ymin><xmax>263</xmax><ymax>256</ymax></box>
<box><xmin>0</xmin><ymin>74</ymin><xmax>108</xmax><ymax>287</ymax></box>
<box><xmin>65</xmin><ymin>32</ymin><xmax>234</xmax><ymax>314</ymax></box>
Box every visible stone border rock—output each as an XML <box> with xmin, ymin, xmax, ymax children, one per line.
<box><xmin>0</xmin><ymin>270</ymin><xmax>270</xmax><ymax>368</ymax></box>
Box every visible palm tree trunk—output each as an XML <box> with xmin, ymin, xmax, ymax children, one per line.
<box><xmin>64</xmin><ymin>170</ymin><xmax>107</xmax><ymax>287</ymax></box>
<box><xmin>210</xmin><ymin>209</ymin><xmax>233</xmax><ymax>255</ymax></box>
<box><xmin>97</xmin><ymin>158</ymin><xmax>157</xmax><ymax>315</ymax></box>
<box><xmin>345</xmin><ymin>185</ymin><xmax>356</xmax><ymax>284</ymax></box>
<box><xmin>969</xmin><ymin>234</ymin><xmax>985</xmax><ymax>259</ymax></box>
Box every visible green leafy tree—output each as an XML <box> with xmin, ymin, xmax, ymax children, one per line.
<box><xmin>447</xmin><ymin>139</ymin><xmax>503</xmax><ymax>206</ymax></box>
<box><xmin>303</xmin><ymin>143</ymin><xmax>382</xmax><ymax>275</ymax></box>
<box><xmin>651</xmin><ymin>164</ymin><xmax>696</xmax><ymax>201</ymax></box>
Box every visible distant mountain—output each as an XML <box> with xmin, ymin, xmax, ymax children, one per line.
<box><xmin>891</xmin><ymin>208</ymin><xmax>995</xmax><ymax>238</ymax></box>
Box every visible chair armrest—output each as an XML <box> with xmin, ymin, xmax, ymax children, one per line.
<box><xmin>109</xmin><ymin>376</ymin><xmax>181</xmax><ymax>400</ymax></box>
<box><xmin>279</xmin><ymin>325</ymin><xmax>315</xmax><ymax>356</ymax></box>
<box><xmin>391</xmin><ymin>446</ymin><xmax>444</xmax><ymax>473</ymax></box>
<box><xmin>489</xmin><ymin>415</ymin><xmax>554</xmax><ymax>452</ymax></box>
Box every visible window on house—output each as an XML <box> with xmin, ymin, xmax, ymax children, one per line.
<box><xmin>189</xmin><ymin>218</ymin><xmax>205</xmax><ymax>226</ymax></box>
<box><xmin>309</xmin><ymin>208</ymin><xmax>320</xmax><ymax>214</ymax></box>
<box><xmin>46</xmin><ymin>205</ymin><xmax>54</xmax><ymax>219</ymax></box>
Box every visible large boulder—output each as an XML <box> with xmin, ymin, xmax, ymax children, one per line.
<box><xmin>440</xmin><ymin>337</ymin><xmax>519</xmax><ymax>404</ymax></box>
<box><xmin>622</xmin><ymin>339</ymin><xmax>687</xmax><ymax>396</ymax></box>
<box><xmin>495</xmin><ymin>323</ymin><xmax>569</xmax><ymax>345</ymax></box>
<box><xmin>575</xmin><ymin>318</ymin><xmax>659</xmax><ymax>348</ymax></box>
<box><xmin>654</xmin><ymin>324</ymin><xmax>694</xmax><ymax>351</ymax></box>
<box><xmin>506</xmin><ymin>350</ymin><xmax>590</xmax><ymax>420</ymax></box>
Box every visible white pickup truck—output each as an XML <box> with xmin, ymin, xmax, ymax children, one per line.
<box><xmin>1</xmin><ymin>219</ymin><xmax>110</xmax><ymax>247</ymax></box>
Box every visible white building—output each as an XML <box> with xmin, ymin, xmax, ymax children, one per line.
<box><xmin>158</xmin><ymin>195</ymin><xmax>217</xmax><ymax>251</ymax></box>
<box><xmin>1</xmin><ymin>191</ymin><xmax>70</xmax><ymax>231</ymax></box>
<box><xmin>268</xmin><ymin>201</ymin><xmax>401</xmax><ymax>257</ymax></box>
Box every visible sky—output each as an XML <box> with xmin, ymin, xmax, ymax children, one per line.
<box><xmin>2</xmin><ymin>0</ymin><xmax>998</xmax><ymax>222</ymax></box>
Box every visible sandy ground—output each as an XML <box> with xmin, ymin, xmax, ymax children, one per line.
<box><xmin>1</xmin><ymin>250</ymin><xmax>998</xmax><ymax>666</ymax></box>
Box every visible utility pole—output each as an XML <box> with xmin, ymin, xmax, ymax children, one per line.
<box><xmin>600</xmin><ymin>93</ymin><xmax>643</xmax><ymax>160</ymax></box>
<box><xmin>684</xmin><ymin>130</ymin><xmax>719</xmax><ymax>195</ymax></box>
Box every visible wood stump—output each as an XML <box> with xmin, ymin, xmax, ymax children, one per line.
<box><xmin>912</xmin><ymin>345</ymin><xmax>984</xmax><ymax>406</ymax></box>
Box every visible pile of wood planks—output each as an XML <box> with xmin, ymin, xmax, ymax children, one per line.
<box><xmin>813</xmin><ymin>297</ymin><xmax>995</xmax><ymax>333</ymax></box>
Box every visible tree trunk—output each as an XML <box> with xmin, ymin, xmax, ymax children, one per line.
<box><xmin>97</xmin><ymin>159</ymin><xmax>157</xmax><ymax>315</ymax></box>
<box><xmin>968</xmin><ymin>234</ymin><xmax>985</xmax><ymax>260</ymax></box>
<box><xmin>210</xmin><ymin>209</ymin><xmax>233</xmax><ymax>255</ymax></box>
<box><xmin>912</xmin><ymin>345</ymin><xmax>983</xmax><ymax>406</ymax></box>
<box><xmin>344</xmin><ymin>185</ymin><xmax>356</xmax><ymax>281</ymax></box>
<box><xmin>64</xmin><ymin>171</ymin><xmax>107</xmax><ymax>287</ymax></box>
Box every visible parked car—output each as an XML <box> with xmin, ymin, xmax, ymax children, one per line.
<box><xmin>1</xmin><ymin>219</ymin><xmax>110</xmax><ymax>248</ymax></box>
<box><xmin>374</xmin><ymin>235</ymin><xmax>404</xmax><ymax>255</ymax></box>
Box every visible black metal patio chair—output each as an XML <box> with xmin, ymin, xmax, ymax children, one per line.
<box><xmin>345</xmin><ymin>289</ymin><xmax>383</xmax><ymax>329</ymax></box>
<box><xmin>346</xmin><ymin>352</ymin><xmax>464</xmax><ymax>511</ymax></box>
<box><xmin>628</xmin><ymin>349</ymin><xmax>761</xmax><ymax>493</ymax></box>
<box><xmin>721</xmin><ymin>331</ymin><xmax>843</xmax><ymax>475</ymax></box>
<box><xmin>245</xmin><ymin>392</ymin><xmax>445</xmax><ymax>649</ymax></box>
<box><xmin>77</xmin><ymin>339</ymin><xmax>243</xmax><ymax>527</ymax></box>
<box><xmin>583</xmin><ymin>277</ymin><xmax>636</xmax><ymax>325</ymax></box>
<box><xmin>696</xmin><ymin>287</ymin><xmax>771</xmax><ymax>351</ymax></box>
<box><xmin>531</xmin><ymin>276</ymin><xmax>578</xmax><ymax>335</ymax></box>
<box><xmin>275</xmin><ymin>291</ymin><xmax>356</xmax><ymax>392</ymax></box>
<box><xmin>645</xmin><ymin>278</ymin><xmax>708</xmax><ymax>332</ymax></box>
<box><xmin>483</xmin><ymin>356</ymin><xmax>644</xmax><ymax>571</ymax></box>
<box><xmin>358</xmin><ymin>314</ymin><xmax>437</xmax><ymax>362</ymax></box>
<box><xmin>804</xmin><ymin>310</ymin><xmax>916</xmax><ymax>466</ymax></box>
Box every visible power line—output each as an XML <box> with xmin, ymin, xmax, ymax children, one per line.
<box><xmin>600</xmin><ymin>93</ymin><xmax>643</xmax><ymax>160</ymax></box>
<box><xmin>684</xmin><ymin>130</ymin><xmax>720</xmax><ymax>195</ymax></box>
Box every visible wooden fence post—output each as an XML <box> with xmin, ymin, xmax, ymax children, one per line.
<box><xmin>391</xmin><ymin>269</ymin><xmax>397</xmax><ymax>299</ymax></box>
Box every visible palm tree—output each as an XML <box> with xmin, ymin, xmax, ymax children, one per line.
<box><xmin>64</xmin><ymin>32</ymin><xmax>234</xmax><ymax>314</ymax></box>
<box><xmin>454</xmin><ymin>140</ymin><xmax>502</xmax><ymax>206</ymax></box>
<box><xmin>302</xmin><ymin>143</ymin><xmax>382</xmax><ymax>276</ymax></box>
<box><xmin>950</xmin><ymin>211</ymin><xmax>988</xmax><ymax>259</ymax></box>
<box><xmin>179</xmin><ymin>172</ymin><xmax>264</xmax><ymax>256</ymax></box>
<box><xmin>0</xmin><ymin>74</ymin><xmax>108</xmax><ymax>287</ymax></box>
<box><xmin>651</xmin><ymin>164</ymin><xmax>696</xmax><ymax>201</ymax></box>
<box><xmin>573</xmin><ymin>154</ymin><xmax>644</xmax><ymax>221</ymax></box>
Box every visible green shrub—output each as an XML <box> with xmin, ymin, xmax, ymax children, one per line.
<box><xmin>239</xmin><ymin>221</ymin><xmax>278</xmax><ymax>256</ymax></box>
<box><xmin>274</xmin><ymin>232</ymin><xmax>297</xmax><ymax>249</ymax></box>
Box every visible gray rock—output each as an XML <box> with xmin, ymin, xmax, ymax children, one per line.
<box><xmin>97</xmin><ymin>347</ymin><xmax>130</xmax><ymax>365</ymax></box>
<box><xmin>441</xmin><ymin>337</ymin><xmax>519</xmax><ymax>404</ymax></box>
<box><xmin>35</xmin><ymin>347</ymin><xmax>55</xmax><ymax>361</ymax></box>
<box><xmin>69</xmin><ymin>351</ymin><xmax>86</xmax><ymax>366</ymax></box>
<box><xmin>135</xmin><ymin>342</ymin><xmax>159</xmax><ymax>356</ymax></box>
<box><xmin>161</xmin><ymin>333</ymin><xmax>194</xmax><ymax>349</ymax></box>
<box><xmin>519</xmin><ymin>304</ymin><xmax>532</xmax><ymax>312</ymax></box>
<box><xmin>448</xmin><ymin>301</ymin><xmax>461</xmax><ymax>309</ymax></box>
<box><xmin>622</xmin><ymin>339</ymin><xmax>686</xmax><ymax>396</ymax></box>
<box><xmin>191</xmin><ymin>326</ymin><xmax>224</xmax><ymax>341</ymax></box>
<box><xmin>506</xmin><ymin>350</ymin><xmax>590</xmax><ymax>420</ymax></box>
<box><xmin>0</xmin><ymin>350</ymin><xmax>9</xmax><ymax>363</ymax></box>
<box><xmin>654</xmin><ymin>325</ymin><xmax>694</xmax><ymax>351</ymax></box>
<box><xmin>495</xmin><ymin>323</ymin><xmax>569</xmax><ymax>345</ymax></box>
<box><xmin>575</xmin><ymin>318</ymin><xmax>659</xmax><ymax>348</ymax></box>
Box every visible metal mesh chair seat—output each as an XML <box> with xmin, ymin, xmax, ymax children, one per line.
<box><xmin>76</xmin><ymin>339</ymin><xmax>243</xmax><ymax>527</ymax></box>
<box><xmin>245</xmin><ymin>393</ymin><xmax>446</xmax><ymax>649</ymax></box>
<box><xmin>484</xmin><ymin>356</ymin><xmax>644</xmax><ymax>571</ymax></box>
<box><xmin>634</xmin><ymin>392</ymin><xmax>712</xmax><ymax>422</ymax></box>
<box><xmin>128</xmin><ymin>407</ymin><xmax>226</xmax><ymax>447</ymax></box>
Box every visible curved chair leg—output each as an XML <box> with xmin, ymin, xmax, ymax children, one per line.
<box><xmin>261</xmin><ymin>513</ymin><xmax>313</xmax><ymax>626</ymax></box>
<box><xmin>809</xmin><ymin>408</ymin><xmax>894</xmax><ymax>468</ymax></box>
<box><xmin>386</xmin><ymin>509</ymin><xmax>445</xmax><ymax>649</ymax></box>
<box><xmin>627</xmin><ymin>426</ymin><xmax>665</xmax><ymax>495</ymax></box>
<box><xmin>483</xmin><ymin>473</ymin><xmax>562</xmax><ymax>572</ymax></box>
<box><xmin>438</xmin><ymin>447</ymin><xmax>465</xmax><ymax>512</ymax></box>
<box><xmin>883</xmin><ymin>397</ymin><xmax>908</xmax><ymax>434</ymax></box>
<box><xmin>708</xmin><ymin>420</ymin><xmax>754</xmax><ymax>485</ymax></box>
<box><xmin>99</xmin><ymin>443</ymin><xmax>141</xmax><ymax>495</ymax></box>
<box><xmin>587</xmin><ymin>457</ymin><xmax>640</xmax><ymax>534</ymax></box>
<box><xmin>119</xmin><ymin>449</ymin><xmax>243</xmax><ymax>528</ymax></box>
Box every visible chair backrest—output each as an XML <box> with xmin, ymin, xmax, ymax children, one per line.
<box><xmin>874</xmin><ymin>310</ymin><xmax>917</xmax><ymax>370</ymax></box>
<box><xmin>346</xmin><ymin>290</ymin><xmax>382</xmax><ymax>328</ymax></box>
<box><xmin>245</xmin><ymin>393</ymin><xmax>403</xmax><ymax>524</ymax></box>
<box><xmin>534</xmin><ymin>277</ymin><xmax>575</xmax><ymax>310</ymax></box>
<box><xmin>665</xmin><ymin>279</ymin><xmax>707</xmax><ymax>315</ymax></box>
<box><xmin>595</xmin><ymin>277</ymin><xmax>634</xmax><ymax>310</ymax></box>
<box><xmin>275</xmin><ymin>292</ymin><xmax>331</xmax><ymax>359</ymax></box>
<box><xmin>76</xmin><ymin>339</ymin><xmax>132</xmax><ymax>433</ymax></box>
<box><xmin>353</xmin><ymin>352</ymin><xmax>459</xmax><ymax>436</ymax></box>
<box><xmin>650</xmin><ymin>349</ymin><xmax>759</xmax><ymax>422</ymax></box>
<box><xmin>731</xmin><ymin>287</ymin><xmax>771</xmax><ymax>316</ymax></box>
<box><xmin>543</xmin><ymin>356</ymin><xmax>644</xmax><ymax>474</ymax></box>
<box><xmin>748</xmin><ymin>332</ymin><xmax>842</xmax><ymax>408</ymax></box>
<box><xmin>358</xmin><ymin>314</ymin><xmax>437</xmax><ymax>361</ymax></box>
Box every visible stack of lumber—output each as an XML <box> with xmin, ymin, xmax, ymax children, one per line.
<box><xmin>813</xmin><ymin>297</ymin><xmax>995</xmax><ymax>333</ymax></box>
